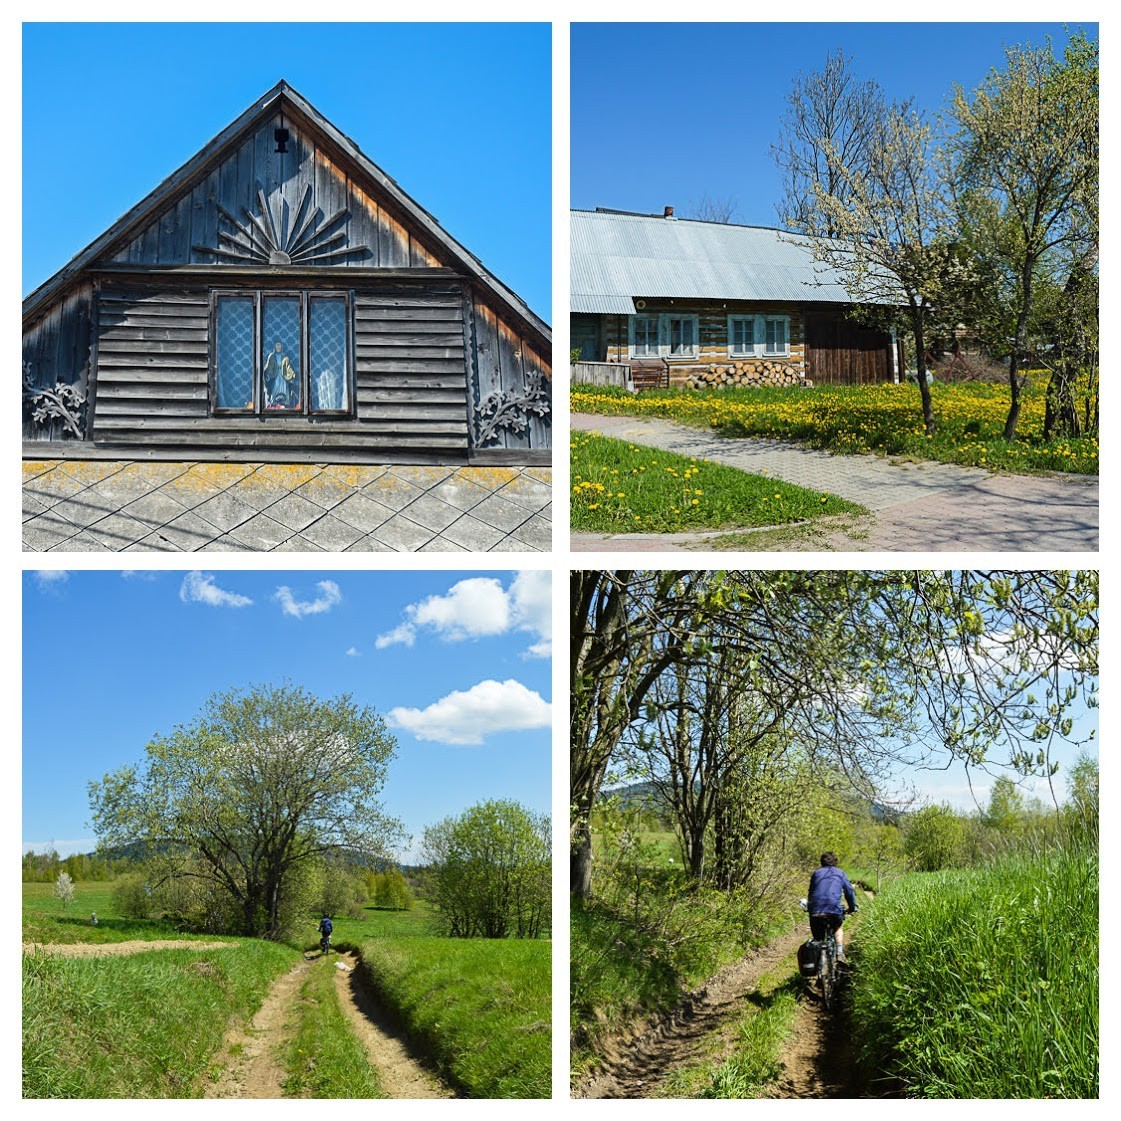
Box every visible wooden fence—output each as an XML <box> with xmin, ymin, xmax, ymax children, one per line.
<box><xmin>571</xmin><ymin>361</ymin><xmax>632</xmax><ymax>389</ymax></box>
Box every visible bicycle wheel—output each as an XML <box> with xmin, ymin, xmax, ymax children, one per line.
<box><xmin>818</xmin><ymin>943</ymin><xmax>833</xmax><ymax>1009</ymax></box>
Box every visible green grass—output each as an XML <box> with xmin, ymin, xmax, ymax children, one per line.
<box><xmin>658</xmin><ymin>968</ymin><xmax>801</xmax><ymax>1098</ymax></box>
<box><xmin>571</xmin><ymin>431</ymin><xmax>862</xmax><ymax>533</ymax></box>
<box><xmin>358</xmin><ymin>932</ymin><xmax>550</xmax><ymax>1098</ymax></box>
<box><xmin>23</xmin><ymin>940</ymin><xmax>298</xmax><ymax>1098</ymax></box>
<box><xmin>572</xmin><ymin>381</ymin><xmax>1097</xmax><ymax>474</ymax></box>
<box><xmin>282</xmin><ymin>959</ymin><xmax>385</xmax><ymax>1099</ymax></box>
<box><xmin>850</xmin><ymin>846</ymin><xmax>1098</xmax><ymax>1098</ymax></box>
<box><xmin>22</xmin><ymin>881</ymin><xmax>229</xmax><ymax>946</ymax></box>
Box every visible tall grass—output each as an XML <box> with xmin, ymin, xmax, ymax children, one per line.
<box><xmin>23</xmin><ymin>941</ymin><xmax>297</xmax><ymax>1098</ymax></box>
<box><xmin>850</xmin><ymin>845</ymin><xmax>1098</xmax><ymax>1098</ymax></box>
<box><xmin>282</xmin><ymin>960</ymin><xmax>384</xmax><ymax>1098</ymax></box>
<box><xmin>358</xmin><ymin>935</ymin><xmax>550</xmax><ymax>1098</ymax></box>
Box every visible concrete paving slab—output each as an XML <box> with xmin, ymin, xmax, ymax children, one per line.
<box><xmin>571</xmin><ymin>413</ymin><xmax>1096</xmax><ymax>553</ymax></box>
<box><xmin>23</xmin><ymin>461</ymin><xmax>552</xmax><ymax>552</ymax></box>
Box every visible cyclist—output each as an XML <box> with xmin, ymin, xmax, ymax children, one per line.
<box><xmin>807</xmin><ymin>851</ymin><xmax>857</xmax><ymax>961</ymax></box>
<box><xmin>318</xmin><ymin>914</ymin><xmax>333</xmax><ymax>953</ymax></box>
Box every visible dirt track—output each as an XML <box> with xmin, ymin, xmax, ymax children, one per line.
<box><xmin>575</xmin><ymin>928</ymin><xmax>807</xmax><ymax>1098</ymax></box>
<box><xmin>206</xmin><ymin>959</ymin><xmax>310</xmax><ymax>1098</ymax></box>
<box><xmin>22</xmin><ymin>939</ymin><xmax>237</xmax><ymax>957</ymax></box>
<box><xmin>333</xmin><ymin>952</ymin><xmax>455</xmax><ymax>1098</ymax></box>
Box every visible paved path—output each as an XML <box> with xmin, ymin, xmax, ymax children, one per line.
<box><xmin>572</xmin><ymin>414</ymin><xmax>1097</xmax><ymax>552</ymax></box>
<box><xmin>23</xmin><ymin>461</ymin><xmax>551</xmax><ymax>553</ymax></box>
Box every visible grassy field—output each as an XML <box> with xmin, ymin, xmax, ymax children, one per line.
<box><xmin>572</xmin><ymin>431</ymin><xmax>861</xmax><ymax>533</ymax></box>
<box><xmin>571</xmin><ymin>381</ymin><xmax>1097</xmax><ymax>474</ymax></box>
<box><xmin>850</xmin><ymin>846</ymin><xmax>1098</xmax><ymax>1098</ymax></box>
<box><xmin>23</xmin><ymin>940</ymin><xmax>297</xmax><ymax>1098</ymax></box>
<box><xmin>23</xmin><ymin>881</ymin><xmax>225</xmax><ymax>946</ymax></box>
<box><xmin>357</xmin><ymin>915</ymin><xmax>551</xmax><ymax>1098</ymax></box>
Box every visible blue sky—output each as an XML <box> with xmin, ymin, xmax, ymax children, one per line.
<box><xmin>571</xmin><ymin>22</ymin><xmax>1096</xmax><ymax>223</ymax></box>
<box><xmin>22</xmin><ymin>22</ymin><xmax>551</xmax><ymax>321</ymax></box>
<box><xmin>23</xmin><ymin>570</ymin><xmax>552</xmax><ymax>862</ymax></box>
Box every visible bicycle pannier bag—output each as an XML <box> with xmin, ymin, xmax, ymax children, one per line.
<box><xmin>798</xmin><ymin>939</ymin><xmax>820</xmax><ymax>975</ymax></box>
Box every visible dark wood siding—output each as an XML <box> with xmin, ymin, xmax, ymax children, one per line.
<box><xmin>109</xmin><ymin>116</ymin><xmax>448</xmax><ymax>274</ymax></box>
<box><xmin>87</xmin><ymin>281</ymin><xmax>471</xmax><ymax>462</ymax></box>
<box><xmin>468</xmin><ymin>294</ymin><xmax>552</xmax><ymax>456</ymax></box>
<box><xmin>804</xmin><ymin>311</ymin><xmax>894</xmax><ymax>385</ymax></box>
<box><xmin>22</xmin><ymin>284</ymin><xmax>94</xmax><ymax>441</ymax></box>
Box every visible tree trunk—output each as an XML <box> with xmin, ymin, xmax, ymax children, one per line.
<box><xmin>912</xmin><ymin>313</ymin><xmax>936</xmax><ymax>436</ymax></box>
<box><xmin>1043</xmin><ymin>364</ymin><xmax>1082</xmax><ymax>439</ymax></box>
<box><xmin>570</xmin><ymin>820</ymin><xmax>593</xmax><ymax>902</ymax></box>
<box><xmin>1004</xmin><ymin>266</ymin><xmax>1034</xmax><ymax>441</ymax></box>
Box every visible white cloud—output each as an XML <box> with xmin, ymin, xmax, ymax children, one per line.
<box><xmin>274</xmin><ymin>580</ymin><xmax>342</xmax><ymax>619</ymax></box>
<box><xmin>346</xmin><ymin>646</ymin><xmax>361</xmax><ymax>657</ymax></box>
<box><xmin>511</xmin><ymin>570</ymin><xmax>552</xmax><ymax>658</ymax></box>
<box><xmin>179</xmin><ymin>571</ymin><xmax>253</xmax><ymax>608</ymax></box>
<box><xmin>120</xmin><ymin>570</ymin><xmax>157</xmax><ymax>581</ymax></box>
<box><xmin>375</xmin><ymin>573</ymin><xmax>552</xmax><ymax>657</ymax></box>
<box><xmin>388</xmin><ymin>678</ymin><xmax>551</xmax><ymax>745</ymax></box>
<box><xmin>409</xmin><ymin>577</ymin><xmax>511</xmax><ymax>639</ymax></box>
<box><xmin>375</xmin><ymin>622</ymin><xmax>417</xmax><ymax>650</ymax></box>
<box><xmin>33</xmin><ymin>570</ymin><xmax>69</xmax><ymax>590</ymax></box>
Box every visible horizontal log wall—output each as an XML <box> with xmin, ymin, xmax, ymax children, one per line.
<box><xmin>22</xmin><ymin>283</ymin><xmax>94</xmax><ymax>441</ymax></box>
<box><xmin>87</xmin><ymin>281</ymin><xmax>471</xmax><ymax>462</ymax></box>
<box><xmin>601</xmin><ymin>301</ymin><xmax>807</xmax><ymax>387</ymax></box>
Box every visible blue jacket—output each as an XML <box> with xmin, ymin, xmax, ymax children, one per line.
<box><xmin>808</xmin><ymin>866</ymin><xmax>856</xmax><ymax>915</ymax></box>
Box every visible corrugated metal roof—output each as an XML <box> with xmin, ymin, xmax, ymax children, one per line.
<box><xmin>571</xmin><ymin>208</ymin><xmax>869</xmax><ymax>313</ymax></box>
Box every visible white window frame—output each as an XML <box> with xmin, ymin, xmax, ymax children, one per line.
<box><xmin>727</xmin><ymin>314</ymin><xmax>756</xmax><ymax>358</ymax></box>
<box><xmin>664</xmin><ymin>313</ymin><xmax>700</xmax><ymax>359</ymax></box>
<box><xmin>761</xmin><ymin>315</ymin><xmax>791</xmax><ymax>357</ymax></box>
<box><xmin>629</xmin><ymin>314</ymin><xmax>660</xmax><ymax>358</ymax></box>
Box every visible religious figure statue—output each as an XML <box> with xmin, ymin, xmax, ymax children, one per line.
<box><xmin>263</xmin><ymin>340</ymin><xmax>299</xmax><ymax>408</ymax></box>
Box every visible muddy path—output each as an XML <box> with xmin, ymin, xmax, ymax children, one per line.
<box><xmin>206</xmin><ymin>959</ymin><xmax>311</xmax><ymax>1098</ymax></box>
<box><xmin>333</xmin><ymin>952</ymin><xmax>456</xmax><ymax>1099</ymax></box>
<box><xmin>768</xmin><ymin>978</ymin><xmax>860</xmax><ymax>1097</ymax></box>
<box><xmin>23</xmin><ymin>939</ymin><xmax>237</xmax><ymax>957</ymax></box>
<box><xmin>575</xmin><ymin>927</ymin><xmax>807</xmax><ymax>1098</ymax></box>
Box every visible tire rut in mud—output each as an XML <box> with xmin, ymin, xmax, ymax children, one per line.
<box><xmin>575</xmin><ymin>928</ymin><xmax>807</xmax><ymax>1099</ymax></box>
<box><xmin>332</xmin><ymin>951</ymin><xmax>456</xmax><ymax>1099</ymax></box>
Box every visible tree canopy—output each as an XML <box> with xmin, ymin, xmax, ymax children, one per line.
<box><xmin>89</xmin><ymin>682</ymin><xmax>403</xmax><ymax>938</ymax></box>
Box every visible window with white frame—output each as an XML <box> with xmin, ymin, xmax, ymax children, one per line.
<box><xmin>630</xmin><ymin>312</ymin><xmax>700</xmax><ymax>359</ymax></box>
<box><xmin>666</xmin><ymin>314</ymin><xmax>699</xmax><ymax>358</ymax></box>
<box><xmin>630</xmin><ymin>314</ymin><xmax>659</xmax><ymax>358</ymax></box>
<box><xmin>728</xmin><ymin>315</ymin><xmax>756</xmax><ymax>357</ymax></box>
<box><xmin>726</xmin><ymin>314</ymin><xmax>791</xmax><ymax>358</ymax></box>
<box><xmin>763</xmin><ymin>316</ymin><xmax>790</xmax><ymax>356</ymax></box>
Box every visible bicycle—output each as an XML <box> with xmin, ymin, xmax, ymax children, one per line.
<box><xmin>319</xmin><ymin>931</ymin><xmax>332</xmax><ymax>954</ymax></box>
<box><xmin>799</xmin><ymin>900</ymin><xmax>854</xmax><ymax>1011</ymax></box>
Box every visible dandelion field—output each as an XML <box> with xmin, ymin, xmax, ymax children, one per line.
<box><xmin>571</xmin><ymin>382</ymin><xmax>1097</xmax><ymax>474</ymax></box>
<box><xmin>571</xmin><ymin>432</ymin><xmax>861</xmax><ymax>533</ymax></box>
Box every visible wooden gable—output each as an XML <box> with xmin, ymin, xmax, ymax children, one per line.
<box><xmin>103</xmin><ymin>112</ymin><xmax>448</xmax><ymax>272</ymax></box>
<box><xmin>23</xmin><ymin>82</ymin><xmax>550</xmax><ymax>465</ymax></box>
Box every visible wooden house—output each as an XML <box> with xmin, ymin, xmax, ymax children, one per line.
<box><xmin>571</xmin><ymin>208</ymin><xmax>899</xmax><ymax>389</ymax></box>
<box><xmin>23</xmin><ymin>81</ymin><xmax>551</xmax><ymax>465</ymax></box>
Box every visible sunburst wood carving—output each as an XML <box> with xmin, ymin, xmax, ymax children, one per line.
<box><xmin>193</xmin><ymin>184</ymin><xmax>367</xmax><ymax>266</ymax></box>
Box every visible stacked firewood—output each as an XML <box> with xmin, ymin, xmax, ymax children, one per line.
<box><xmin>684</xmin><ymin>359</ymin><xmax>810</xmax><ymax>389</ymax></box>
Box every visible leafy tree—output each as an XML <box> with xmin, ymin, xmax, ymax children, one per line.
<box><xmin>794</xmin><ymin>104</ymin><xmax>960</xmax><ymax>434</ymax></box>
<box><xmin>572</xmin><ymin>570</ymin><xmax>1097</xmax><ymax>898</ymax></box>
<box><xmin>89</xmin><ymin>683</ymin><xmax>403</xmax><ymax>939</ymax></box>
<box><xmin>423</xmin><ymin>799</ymin><xmax>549</xmax><ymax>938</ymax></box>
<box><xmin>371</xmin><ymin>867</ymin><xmax>413</xmax><ymax>911</ymax></box>
<box><xmin>903</xmin><ymin>804</ymin><xmax>969</xmax><ymax>871</ymax></box>
<box><xmin>949</xmin><ymin>31</ymin><xmax>1098</xmax><ymax>440</ymax></box>
<box><xmin>53</xmin><ymin>871</ymin><xmax>75</xmax><ymax>910</ymax></box>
